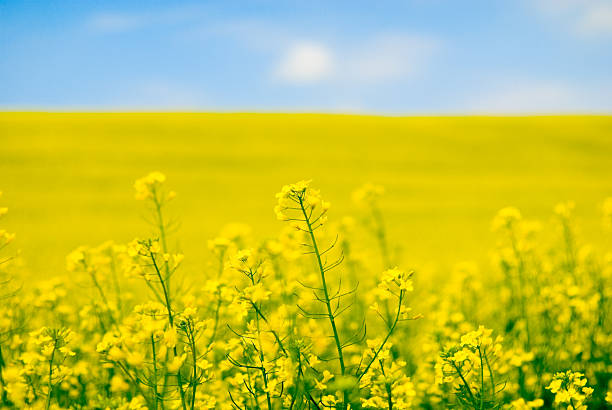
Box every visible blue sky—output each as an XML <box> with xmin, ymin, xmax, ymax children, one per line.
<box><xmin>1</xmin><ymin>0</ymin><xmax>611</xmax><ymax>113</ymax></box>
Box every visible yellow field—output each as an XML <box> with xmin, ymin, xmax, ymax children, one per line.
<box><xmin>2</xmin><ymin>113</ymin><xmax>612</xmax><ymax>276</ymax></box>
<box><xmin>1</xmin><ymin>113</ymin><xmax>611</xmax><ymax>409</ymax></box>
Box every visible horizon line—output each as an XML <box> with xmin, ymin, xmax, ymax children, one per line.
<box><xmin>2</xmin><ymin>110</ymin><xmax>612</xmax><ymax>118</ymax></box>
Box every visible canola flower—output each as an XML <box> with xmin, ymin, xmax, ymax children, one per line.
<box><xmin>0</xmin><ymin>174</ymin><xmax>610</xmax><ymax>409</ymax></box>
<box><xmin>546</xmin><ymin>371</ymin><xmax>593</xmax><ymax>409</ymax></box>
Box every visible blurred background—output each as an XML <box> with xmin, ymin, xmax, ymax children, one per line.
<box><xmin>1</xmin><ymin>1</ymin><xmax>612</xmax><ymax>277</ymax></box>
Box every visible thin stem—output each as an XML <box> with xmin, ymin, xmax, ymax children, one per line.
<box><xmin>188</xmin><ymin>327</ymin><xmax>198</xmax><ymax>410</ymax></box>
<box><xmin>450</xmin><ymin>361</ymin><xmax>477</xmax><ymax>407</ymax></box>
<box><xmin>115</xmin><ymin>361</ymin><xmax>154</xmax><ymax>408</ymax></box>
<box><xmin>478</xmin><ymin>346</ymin><xmax>484</xmax><ymax>410</ymax></box>
<box><xmin>150</xmin><ymin>253</ymin><xmax>188</xmax><ymax>410</ymax></box>
<box><xmin>151</xmin><ymin>336</ymin><xmax>159</xmax><ymax>410</ymax></box>
<box><xmin>152</xmin><ymin>188</ymin><xmax>171</xmax><ymax>295</ymax></box>
<box><xmin>45</xmin><ymin>337</ymin><xmax>58</xmax><ymax>410</ymax></box>
<box><xmin>256</xmin><ymin>314</ymin><xmax>273</xmax><ymax>410</ymax></box>
<box><xmin>483</xmin><ymin>348</ymin><xmax>496</xmax><ymax>398</ymax></box>
<box><xmin>357</xmin><ymin>291</ymin><xmax>404</xmax><ymax>382</ymax></box>
<box><xmin>379</xmin><ymin>361</ymin><xmax>393</xmax><ymax>410</ymax></box>
<box><xmin>298</xmin><ymin>196</ymin><xmax>348</xmax><ymax>409</ymax></box>
<box><xmin>0</xmin><ymin>344</ymin><xmax>5</xmax><ymax>388</ymax></box>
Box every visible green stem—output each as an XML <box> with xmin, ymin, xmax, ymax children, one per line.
<box><xmin>451</xmin><ymin>361</ymin><xmax>477</xmax><ymax>407</ymax></box>
<box><xmin>298</xmin><ymin>197</ymin><xmax>348</xmax><ymax>409</ymax></box>
<box><xmin>150</xmin><ymin>253</ymin><xmax>187</xmax><ymax>410</ymax></box>
<box><xmin>357</xmin><ymin>291</ymin><xmax>403</xmax><ymax>382</ymax></box>
<box><xmin>379</xmin><ymin>361</ymin><xmax>393</xmax><ymax>410</ymax></box>
<box><xmin>188</xmin><ymin>327</ymin><xmax>198</xmax><ymax>410</ymax></box>
<box><xmin>45</xmin><ymin>339</ymin><xmax>58</xmax><ymax>410</ymax></box>
<box><xmin>152</xmin><ymin>188</ymin><xmax>171</xmax><ymax>295</ymax></box>
<box><xmin>151</xmin><ymin>336</ymin><xmax>159</xmax><ymax>410</ymax></box>
<box><xmin>115</xmin><ymin>361</ymin><xmax>155</xmax><ymax>409</ymax></box>
<box><xmin>478</xmin><ymin>346</ymin><xmax>484</xmax><ymax>410</ymax></box>
<box><xmin>256</xmin><ymin>314</ymin><xmax>273</xmax><ymax>410</ymax></box>
<box><xmin>298</xmin><ymin>199</ymin><xmax>346</xmax><ymax>374</ymax></box>
<box><xmin>0</xmin><ymin>344</ymin><xmax>5</xmax><ymax>387</ymax></box>
<box><xmin>483</xmin><ymin>348</ymin><xmax>496</xmax><ymax>398</ymax></box>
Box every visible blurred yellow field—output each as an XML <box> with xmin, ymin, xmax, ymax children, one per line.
<box><xmin>2</xmin><ymin>113</ymin><xmax>612</xmax><ymax>277</ymax></box>
<box><xmin>1</xmin><ymin>113</ymin><xmax>612</xmax><ymax>409</ymax></box>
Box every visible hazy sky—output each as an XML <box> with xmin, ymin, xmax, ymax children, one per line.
<box><xmin>2</xmin><ymin>0</ymin><xmax>612</xmax><ymax>113</ymax></box>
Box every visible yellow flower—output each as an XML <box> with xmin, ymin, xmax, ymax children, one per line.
<box><xmin>379</xmin><ymin>267</ymin><xmax>413</xmax><ymax>292</ymax></box>
<box><xmin>0</xmin><ymin>229</ymin><xmax>16</xmax><ymax>244</ymax></box>
<box><xmin>452</xmin><ymin>349</ymin><xmax>469</xmax><ymax>362</ymax></box>
<box><xmin>150</xmin><ymin>240</ymin><xmax>161</xmax><ymax>254</ymax></box>
<box><xmin>110</xmin><ymin>375</ymin><xmax>130</xmax><ymax>393</ymax></box>
<box><xmin>321</xmin><ymin>394</ymin><xmax>338</xmax><ymax>407</ymax></box>
<box><xmin>244</xmin><ymin>283</ymin><xmax>271</xmax><ymax>303</ymax></box>
<box><xmin>196</xmin><ymin>358</ymin><xmax>212</xmax><ymax>371</ymax></box>
<box><xmin>315</xmin><ymin>370</ymin><xmax>334</xmax><ymax>390</ymax></box>
<box><xmin>134</xmin><ymin>171</ymin><xmax>166</xmax><ymax>200</ymax></box>
<box><xmin>167</xmin><ymin>353</ymin><xmax>187</xmax><ymax>373</ymax></box>
<box><xmin>554</xmin><ymin>201</ymin><xmax>575</xmax><ymax>219</ymax></box>
<box><xmin>492</xmin><ymin>207</ymin><xmax>522</xmax><ymax>231</ymax></box>
<box><xmin>275</xmin><ymin>180</ymin><xmax>326</xmax><ymax>222</ymax></box>
<box><xmin>510</xmin><ymin>398</ymin><xmax>544</xmax><ymax>409</ymax></box>
<box><xmin>107</xmin><ymin>346</ymin><xmax>125</xmax><ymax>361</ymax></box>
<box><xmin>126</xmin><ymin>351</ymin><xmax>145</xmax><ymax>368</ymax></box>
<box><xmin>546</xmin><ymin>371</ymin><xmax>592</xmax><ymax>405</ymax></box>
<box><xmin>163</xmin><ymin>327</ymin><xmax>177</xmax><ymax>348</ymax></box>
<box><xmin>66</xmin><ymin>247</ymin><xmax>87</xmax><ymax>272</ymax></box>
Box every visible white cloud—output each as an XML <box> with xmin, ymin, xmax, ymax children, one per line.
<box><xmin>465</xmin><ymin>80</ymin><xmax>612</xmax><ymax>113</ymax></box>
<box><xmin>275</xmin><ymin>42</ymin><xmax>334</xmax><ymax>84</ymax></box>
<box><xmin>272</xmin><ymin>34</ymin><xmax>437</xmax><ymax>86</ymax></box>
<box><xmin>534</xmin><ymin>0</ymin><xmax>612</xmax><ymax>36</ymax></box>
<box><xmin>576</xmin><ymin>3</ymin><xmax>612</xmax><ymax>35</ymax></box>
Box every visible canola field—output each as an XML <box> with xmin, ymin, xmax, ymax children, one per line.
<box><xmin>0</xmin><ymin>113</ymin><xmax>612</xmax><ymax>409</ymax></box>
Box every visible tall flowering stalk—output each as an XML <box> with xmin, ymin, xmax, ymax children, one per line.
<box><xmin>134</xmin><ymin>171</ymin><xmax>177</xmax><ymax>295</ymax></box>
<box><xmin>353</xmin><ymin>183</ymin><xmax>392</xmax><ymax>268</ymax></box>
<box><xmin>275</xmin><ymin>182</ymin><xmax>348</xmax><ymax>383</ymax></box>
<box><xmin>275</xmin><ymin>181</ymin><xmax>416</xmax><ymax>408</ymax></box>
<box><xmin>127</xmin><ymin>238</ymin><xmax>188</xmax><ymax>409</ymax></box>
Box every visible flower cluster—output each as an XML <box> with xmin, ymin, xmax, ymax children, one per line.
<box><xmin>274</xmin><ymin>180</ymin><xmax>330</xmax><ymax>229</ymax></box>
<box><xmin>546</xmin><ymin>371</ymin><xmax>593</xmax><ymax>408</ymax></box>
<box><xmin>0</xmin><ymin>176</ymin><xmax>610</xmax><ymax>409</ymax></box>
<box><xmin>133</xmin><ymin>171</ymin><xmax>167</xmax><ymax>200</ymax></box>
